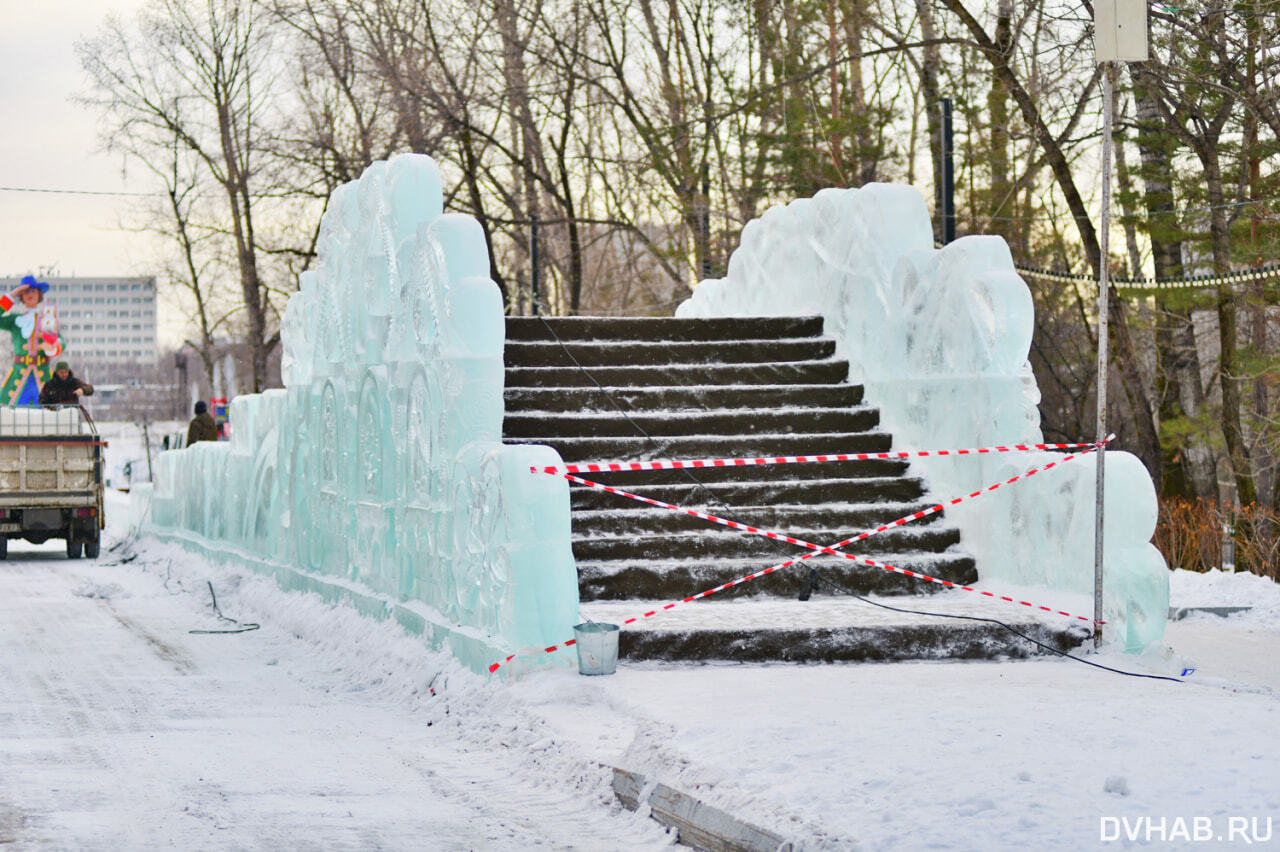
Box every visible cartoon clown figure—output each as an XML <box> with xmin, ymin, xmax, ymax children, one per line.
<box><xmin>0</xmin><ymin>276</ymin><xmax>65</xmax><ymax>407</ymax></box>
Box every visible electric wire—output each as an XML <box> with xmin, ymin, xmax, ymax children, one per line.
<box><xmin>0</xmin><ymin>185</ymin><xmax>156</xmax><ymax>197</ymax></box>
<box><xmin>189</xmin><ymin>580</ymin><xmax>260</xmax><ymax>634</ymax></box>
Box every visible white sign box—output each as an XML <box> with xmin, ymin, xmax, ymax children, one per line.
<box><xmin>1095</xmin><ymin>0</ymin><xmax>1149</xmax><ymax>62</ymax></box>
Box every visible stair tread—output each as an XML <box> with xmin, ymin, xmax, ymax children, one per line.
<box><xmin>504</xmin><ymin>361</ymin><xmax>851</xmax><ymax>388</ymax></box>
<box><xmin>511</xmin><ymin>430</ymin><xmax>894</xmax><ymax>445</ymax></box>
<box><xmin>505</xmin><ymin>337</ymin><xmax>830</xmax><ymax>348</ymax></box>
<box><xmin>573</xmin><ymin>499</ymin><xmax>946</xmax><ymax>516</ymax></box>
<box><xmin>552</xmin><ymin>458</ymin><xmax>914</xmax><ymax>484</ymax></box>
<box><xmin>508</xmin><ymin>354</ymin><xmax>844</xmax><ymax>366</ymax></box>
<box><xmin>579</xmin><ymin>592</ymin><xmax>1080</xmax><ymax>631</ymax></box>
<box><xmin>505</xmin><ymin>404</ymin><xmax>877</xmax><ymax>419</ymax></box>
<box><xmin>576</xmin><ymin>551</ymin><xmax>973</xmax><ymax>573</ymax></box>
<box><xmin>503</xmin><ymin>408</ymin><xmax>879</xmax><ymax>439</ymax></box>
<box><xmin>504</xmin><ymin>386</ymin><xmax>866</xmax><ymax>415</ymax></box>
<box><xmin>572</xmin><ymin>524</ymin><xmax>959</xmax><ymax>542</ymax></box>
<box><xmin>571</xmin><ymin>505</ymin><xmax>951</xmax><ymax>535</ymax></box>
<box><xmin>506</xmin><ymin>339</ymin><xmax>838</xmax><ymax>368</ymax></box>
<box><xmin>504</xmin><ymin>315</ymin><xmax>826</xmax><ymax>342</ymax></box>
<box><xmin>568</xmin><ymin>475</ymin><xmax>924</xmax><ymax>490</ymax></box>
<box><xmin>506</xmin><ymin>358</ymin><xmax>845</xmax><ymax>373</ymax></box>
<box><xmin>505</xmin><ymin>382</ymin><xmax>861</xmax><ymax>395</ymax></box>
<box><xmin>575</xmin><ymin>549</ymin><xmax>975</xmax><ymax>601</ymax></box>
<box><xmin>569</xmin><ymin>478</ymin><xmax>929</xmax><ymax>511</ymax></box>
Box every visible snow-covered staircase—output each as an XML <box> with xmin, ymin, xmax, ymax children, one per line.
<box><xmin>503</xmin><ymin>315</ymin><xmax>1088</xmax><ymax>663</ymax></box>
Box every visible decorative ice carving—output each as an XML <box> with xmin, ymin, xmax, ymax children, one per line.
<box><xmin>139</xmin><ymin>154</ymin><xmax>579</xmax><ymax>674</ymax></box>
<box><xmin>678</xmin><ymin>185</ymin><xmax>1168</xmax><ymax>650</ymax></box>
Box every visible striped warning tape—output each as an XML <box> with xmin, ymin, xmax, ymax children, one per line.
<box><xmin>487</xmin><ymin>440</ymin><xmax>1110</xmax><ymax>673</ymax></box>
<box><xmin>533</xmin><ymin>440</ymin><xmax>1103</xmax><ymax>476</ymax></box>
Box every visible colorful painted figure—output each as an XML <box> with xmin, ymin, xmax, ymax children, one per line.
<box><xmin>0</xmin><ymin>276</ymin><xmax>65</xmax><ymax>407</ymax></box>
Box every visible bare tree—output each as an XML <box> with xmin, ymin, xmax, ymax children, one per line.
<box><xmin>79</xmin><ymin>0</ymin><xmax>296</xmax><ymax>392</ymax></box>
<box><xmin>938</xmin><ymin>0</ymin><xmax>1163</xmax><ymax>484</ymax></box>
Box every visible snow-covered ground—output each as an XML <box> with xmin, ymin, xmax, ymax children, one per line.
<box><xmin>0</xmin><ymin>499</ymin><xmax>675</xmax><ymax>850</ymax></box>
<box><xmin>1</xmin><ymin>424</ymin><xmax>1275</xmax><ymax>850</ymax></box>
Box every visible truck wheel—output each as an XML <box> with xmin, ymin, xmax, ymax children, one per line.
<box><xmin>84</xmin><ymin>534</ymin><xmax>100</xmax><ymax>560</ymax></box>
<box><xmin>67</xmin><ymin>538</ymin><xmax>83</xmax><ymax>559</ymax></box>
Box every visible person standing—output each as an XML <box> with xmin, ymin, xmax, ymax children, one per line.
<box><xmin>0</xmin><ymin>277</ymin><xmax>65</xmax><ymax>406</ymax></box>
<box><xmin>187</xmin><ymin>400</ymin><xmax>218</xmax><ymax>444</ymax></box>
<box><xmin>39</xmin><ymin>361</ymin><xmax>94</xmax><ymax>406</ymax></box>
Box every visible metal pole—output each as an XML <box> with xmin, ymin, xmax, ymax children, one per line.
<box><xmin>141</xmin><ymin>420</ymin><xmax>155</xmax><ymax>481</ymax></box>
<box><xmin>939</xmin><ymin>98</ymin><xmax>956</xmax><ymax>244</ymax></box>
<box><xmin>530</xmin><ymin>212</ymin><xmax>540</xmax><ymax>315</ymax></box>
<box><xmin>1093</xmin><ymin>64</ymin><xmax>1114</xmax><ymax>648</ymax></box>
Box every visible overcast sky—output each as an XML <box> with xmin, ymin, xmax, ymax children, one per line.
<box><xmin>0</xmin><ymin>0</ymin><xmax>182</xmax><ymax>342</ymax></box>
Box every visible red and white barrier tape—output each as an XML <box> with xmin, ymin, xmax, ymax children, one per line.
<box><xmin>487</xmin><ymin>441</ymin><xmax>1110</xmax><ymax>673</ymax></box>
<box><xmin>533</xmin><ymin>441</ymin><xmax>1103</xmax><ymax>476</ymax></box>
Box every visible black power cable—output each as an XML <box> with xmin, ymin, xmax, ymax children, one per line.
<box><xmin>189</xmin><ymin>580</ymin><xmax>260</xmax><ymax>635</ymax></box>
<box><xmin>805</xmin><ymin>567</ymin><xmax>1184</xmax><ymax>684</ymax></box>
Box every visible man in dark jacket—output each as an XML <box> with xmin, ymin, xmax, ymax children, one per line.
<box><xmin>39</xmin><ymin>361</ymin><xmax>94</xmax><ymax>406</ymax></box>
<box><xmin>187</xmin><ymin>400</ymin><xmax>218</xmax><ymax>444</ymax></box>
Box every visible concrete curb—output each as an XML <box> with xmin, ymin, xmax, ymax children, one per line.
<box><xmin>1168</xmin><ymin>606</ymin><xmax>1252</xmax><ymax>620</ymax></box>
<box><xmin>612</xmin><ymin>768</ymin><xmax>795</xmax><ymax>852</ymax></box>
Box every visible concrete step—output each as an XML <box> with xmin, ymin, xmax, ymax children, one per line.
<box><xmin>578</xmin><ymin>595</ymin><xmax>1090</xmax><ymax>663</ymax></box>
<box><xmin>504</xmin><ymin>405</ymin><xmax>880</xmax><ymax>440</ymax></box>
<box><xmin>552</xmin><ymin>457</ymin><xmax>915</xmax><ymax>486</ymax></box>
<box><xmin>504</xmin><ymin>337</ymin><xmax>836</xmax><ymax>368</ymax></box>
<box><xmin>504</xmin><ymin>359</ymin><xmax>850</xmax><ymax>389</ymax></box>
<box><xmin>513</xmin><ymin>430</ymin><xmax>894</xmax><ymax>463</ymax></box>
<box><xmin>577</xmin><ymin>552</ymin><xmax>978</xmax><ymax>600</ymax></box>
<box><xmin>567</xmin><ymin>476</ymin><xmax>929</xmax><ymax>511</ymax></box>
<box><xmin>503</xmin><ymin>383</ymin><xmax>865</xmax><ymax>414</ymax></box>
<box><xmin>571</xmin><ymin>524</ymin><xmax>962</xmax><ymax>561</ymax></box>
<box><xmin>505</xmin><ymin>314</ymin><xmax>826</xmax><ymax>342</ymax></box>
<box><xmin>571</xmin><ymin>501</ymin><xmax>948</xmax><ymax>537</ymax></box>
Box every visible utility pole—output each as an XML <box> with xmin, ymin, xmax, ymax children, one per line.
<box><xmin>1094</xmin><ymin>63</ymin><xmax>1114</xmax><ymax>649</ymax></box>
<box><xmin>1092</xmin><ymin>0</ymin><xmax>1148</xmax><ymax>647</ymax></box>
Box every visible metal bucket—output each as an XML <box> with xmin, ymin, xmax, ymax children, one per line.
<box><xmin>573</xmin><ymin>621</ymin><xmax>620</xmax><ymax>676</ymax></box>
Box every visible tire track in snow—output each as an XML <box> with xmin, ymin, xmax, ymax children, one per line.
<box><xmin>0</xmin><ymin>550</ymin><xmax>673</xmax><ymax>850</ymax></box>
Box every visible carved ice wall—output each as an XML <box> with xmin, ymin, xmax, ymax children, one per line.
<box><xmin>678</xmin><ymin>185</ymin><xmax>1168</xmax><ymax>650</ymax></box>
<box><xmin>136</xmin><ymin>154</ymin><xmax>579</xmax><ymax>673</ymax></box>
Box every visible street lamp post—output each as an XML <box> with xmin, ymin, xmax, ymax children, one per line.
<box><xmin>1092</xmin><ymin>0</ymin><xmax>1148</xmax><ymax>647</ymax></box>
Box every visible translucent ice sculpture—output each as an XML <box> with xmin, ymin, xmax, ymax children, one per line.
<box><xmin>678</xmin><ymin>185</ymin><xmax>1168</xmax><ymax>650</ymax></box>
<box><xmin>136</xmin><ymin>154</ymin><xmax>579</xmax><ymax>674</ymax></box>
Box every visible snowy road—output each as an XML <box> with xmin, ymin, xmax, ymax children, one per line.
<box><xmin>0</xmin><ymin>544</ymin><xmax>671</xmax><ymax>851</ymax></box>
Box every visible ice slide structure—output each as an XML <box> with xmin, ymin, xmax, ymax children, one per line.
<box><xmin>678</xmin><ymin>186</ymin><xmax>1168</xmax><ymax>651</ymax></box>
<box><xmin>130</xmin><ymin>154</ymin><xmax>1167</xmax><ymax>675</ymax></box>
